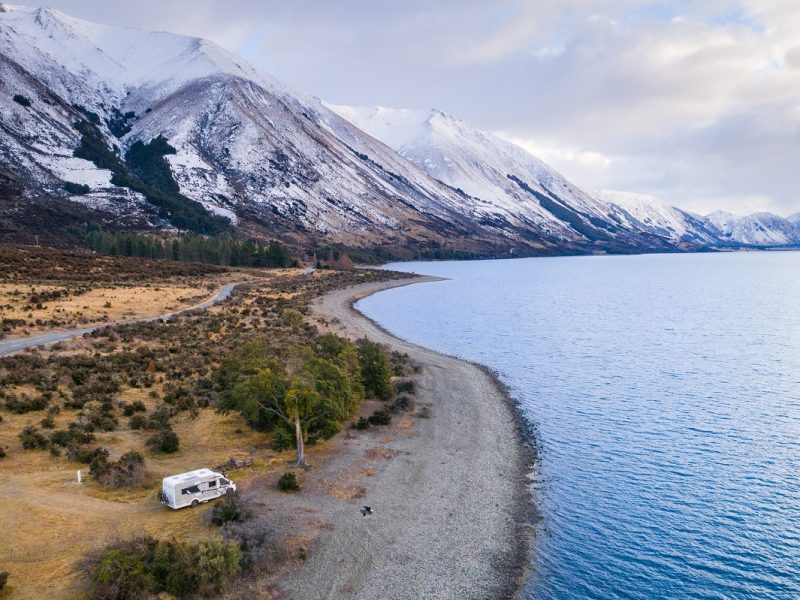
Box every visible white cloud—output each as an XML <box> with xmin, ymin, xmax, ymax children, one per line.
<box><xmin>495</xmin><ymin>133</ymin><xmax>617</xmax><ymax>170</ymax></box>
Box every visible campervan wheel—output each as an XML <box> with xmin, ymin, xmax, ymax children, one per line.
<box><xmin>191</xmin><ymin>499</ymin><xmax>199</xmax><ymax>508</ymax></box>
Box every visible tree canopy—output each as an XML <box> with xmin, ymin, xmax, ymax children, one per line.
<box><xmin>218</xmin><ymin>334</ymin><xmax>387</xmax><ymax>465</ymax></box>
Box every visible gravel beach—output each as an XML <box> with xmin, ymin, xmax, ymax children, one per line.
<box><xmin>279</xmin><ymin>276</ymin><xmax>534</xmax><ymax>600</ymax></box>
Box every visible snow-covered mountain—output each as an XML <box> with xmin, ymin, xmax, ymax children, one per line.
<box><xmin>592</xmin><ymin>190</ymin><xmax>721</xmax><ymax>245</ymax></box>
<box><xmin>327</xmin><ymin>105</ymin><xmax>721</xmax><ymax>249</ymax></box>
<box><xmin>0</xmin><ymin>5</ymin><xmax>511</xmax><ymax>253</ymax></box>
<box><xmin>2</xmin><ymin>4</ymin><xmax>790</xmax><ymax>256</ymax></box>
<box><xmin>706</xmin><ymin>210</ymin><xmax>800</xmax><ymax>246</ymax></box>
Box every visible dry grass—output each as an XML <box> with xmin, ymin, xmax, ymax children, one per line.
<box><xmin>324</xmin><ymin>482</ymin><xmax>367</xmax><ymax>500</ymax></box>
<box><xmin>0</xmin><ymin>404</ymin><xmax>287</xmax><ymax>599</ymax></box>
<box><xmin>0</xmin><ymin>260</ymin><xmax>408</xmax><ymax>599</ymax></box>
<box><xmin>364</xmin><ymin>447</ymin><xmax>401</xmax><ymax>460</ymax></box>
<box><xmin>0</xmin><ymin>282</ymin><xmax>221</xmax><ymax>337</ymax></box>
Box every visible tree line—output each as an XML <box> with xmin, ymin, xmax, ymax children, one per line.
<box><xmin>86</xmin><ymin>229</ymin><xmax>298</xmax><ymax>268</ymax></box>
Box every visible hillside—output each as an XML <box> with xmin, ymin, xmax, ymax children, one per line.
<box><xmin>327</xmin><ymin>105</ymin><xmax>723</xmax><ymax>250</ymax></box>
<box><xmin>706</xmin><ymin>210</ymin><xmax>800</xmax><ymax>246</ymax></box>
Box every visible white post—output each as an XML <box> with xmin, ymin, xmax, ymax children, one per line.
<box><xmin>77</xmin><ymin>469</ymin><xmax>82</xmax><ymax>484</ymax></box>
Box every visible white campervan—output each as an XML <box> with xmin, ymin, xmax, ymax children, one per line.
<box><xmin>158</xmin><ymin>468</ymin><xmax>236</xmax><ymax>509</ymax></box>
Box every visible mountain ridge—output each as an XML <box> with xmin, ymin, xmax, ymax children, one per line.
<box><xmin>328</xmin><ymin>105</ymin><xmax>737</xmax><ymax>249</ymax></box>
<box><xmin>706</xmin><ymin>210</ymin><xmax>800</xmax><ymax>246</ymax></box>
<box><xmin>1</xmin><ymin>5</ymin><xmax>797</xmax><ymax>256</ymax></box>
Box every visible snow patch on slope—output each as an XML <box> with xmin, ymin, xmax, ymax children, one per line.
<box><xmin>707</xmin><ymin>210</ymin><xmax>800</xmax><ymax>245</ymax></box>
<box><xmin>593</xmin><ymin>189</ymin><xmax>702</xmax><ymax>242</ymax></box>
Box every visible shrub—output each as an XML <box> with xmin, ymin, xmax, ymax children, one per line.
<box><xmin>63</xmin><ymin>181</ymin><xmax>91</xmax><ymax>195</ymax></box>
<box><xmin>207</xmin><ymin>492</ymin><xmax>251</xmax><ymax>526</ymax></box>
<box><xmin>221</xmin><ymin>519</ymin><xmax>282</xmax><ymax>574</ymax></box>
<box><xmin>40</xmin><ymin>415</ymin><xmax>55</xmax><ymax>429</ymax></box>
<box><xmin>146</xmin><ymin>428</ymin><xmax>179</xmax><ymax>453</ymax></box>
<box><xmin>13</xmin><ymin>93</ymin><xmax>31</xmax><ymax>107</ymax></box>
<box><xmin>353</xmin><ymin>416</ymin><xmax>370</xmax><ymax>430</ymax></box>
<box><xmin>121</xmin><ymin>400</ymin><xmax>146</xmax><ymax>417</ymax></box>
<box><xmin>68</xmin><ymin>445</ymin><xmax>107</xmax><ymax>465</ymax></box>
<box><xmin>5</xmin><ymin>393</ymin><xmax>48</xmax><ymax>414</ymax></box>
<box><xmin>280</xmin><ymin>308</ymin><xmax>303</xmax><ymax>327</ymax></box>
<box><xmin>131</xmin><ymin>400</ymin><xmax>146</xmax><ymax>412</ymax></box>
<box><xmin>90</xmin><ymin>536</ymin><xmax>241</xmax><ymax>599</ymax></box>
<box><xmin>0</xmin><ymin>571</ymin><xmax>8</xmax><ymax>590</ymax></box>
<box><xmin>87</xmin><ymin>448</ymin><xmax>112</xmax><ymax>477</ymax></box>
<box><xmin>0</xmin><ymin>447</ymin><xmax>6</xmax><ymax>459</ymax></box>
<box><xmin>368</xmin><ymin>408</ymin><xmax>392</xmax><ymax>426</ymax></box>
<box><xmin>182</xmin><ymin>537</ymin><xmax>242</xmax><ymax>594</ymax></box>
<box><xmin>391</xmin><ymin>396</ymin><xmax>413</xmax><ymax>413</ymax></box>
<box><xmin>19</xmin><ymin>425</ymin><xmax>48</xmax><ymax>449</ymax></box>
<box><xmin>91</xmin><ymin>451</ymin><xmax>146</xmax><ymax>489</ymax></box>
<box><xmin>357</xmin><ymin>339</ymin><xmax>392</xmax><ymax>400</ymax></box>
<box><xmin>50</xmin><ymin>425</ymin><xmax>96</xmax><ymax>449</ymax></box>
<box><xmin>270</xmin><ymin>428</ymin><xmax>294</xmax><ymax>452</ymax></box>
<box><xmin>395</xmin><ymin>380</ymin><xmax>415</xmax><ymax>395</ymax></box>
<box><xmin>144</xmin><ymin>404</ymin><xmax>174</xmax><ymax>430</ymax></box>
<box><xmin>162</xmin><ymin>384</ymin><xmax>196</xmax><ymax>411</ymax></box>
<box><xmin>277</xmin><ymin>471</ymin><xmax>299</xmax><ymax>493</ymax></box>
<box><xmin>81</xmin><ymin>401</ymin><xmax>118</xmax><ymax>432</ymax></box>
<box><xmin>128</xmin><ymin>415</ymin><xmax>146</xmax><ymax>430</ymax></box>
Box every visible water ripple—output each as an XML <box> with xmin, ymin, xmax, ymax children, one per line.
<box><xmin>358</xmin><ymin>252</ymin><xmax>800</xmax><ymax>599</ymax></box>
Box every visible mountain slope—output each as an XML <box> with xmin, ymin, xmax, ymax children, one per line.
<box><xmin>706</xmin><ymin>210</ymin><xmax>800</xmax><ymax>246</ymax></box>
<box><xmin>327</xmin><ymin>105</ymin><xmax>718</xmax><ymax>250</ymax></box>
<box><xmin>0</xmin><ymin>5</ymin><xmax>525</xmax><ymax>254</ymax></box>
<box><xmin>593</xmin><ymin>190</ymin><xmax>721</xmax><ymax>245</ymax></box>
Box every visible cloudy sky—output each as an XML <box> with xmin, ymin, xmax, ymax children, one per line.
<box><xmin>40</xmin><ymin>0</ymin><xmax>800</xmax><ymax>215</ymax></box>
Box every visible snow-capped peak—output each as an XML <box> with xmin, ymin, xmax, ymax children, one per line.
<box><xmin>0</xmin><ymin>5</ymin><xmax>282</xmax><ymax>106</ymax></box>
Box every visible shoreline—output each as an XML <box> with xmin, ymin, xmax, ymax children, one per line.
<box><xmin>281</xmin><ymin>275</ymin><xmax>536</xmax><ymax>599</ymax></box>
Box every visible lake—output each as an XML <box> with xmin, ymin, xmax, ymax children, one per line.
<box><xmin>356</xmin><ymin>251</ymin><xmax>800</xmax><ymax>599</ymax></box>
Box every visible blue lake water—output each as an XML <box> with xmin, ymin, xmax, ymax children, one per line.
<box><xmin>356</xmin><ymin>252</ymin><xmax>800</xmax><ymax>599</ymax></box>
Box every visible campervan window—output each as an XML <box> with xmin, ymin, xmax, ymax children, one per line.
<box><xmin>182</xmin><ymin>485</ymin><xmax>200</xmax><ymax>495</ymax></box>
<box><xmin>208</xmin><ymin>480</ymin><xmax>217</xmax><ymax>487</ymax></box>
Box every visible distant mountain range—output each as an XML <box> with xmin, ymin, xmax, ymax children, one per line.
<box><xmin>706</xmin><ymin>211</ymin><xmax>800</xmax><ymax>246</ymax></box>
<box><xmin>0</xmin><ymin>4</ymin><xmax>797</xmax><ymax>256</ymax></box>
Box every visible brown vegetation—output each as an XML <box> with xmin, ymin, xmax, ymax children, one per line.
<box><xmin>0</xmin><ymin>247</ymin><xmax>409</xmax><ymax>599</ymax></box>
<box><xmin>0</xmin><ymin>244</ymin><xmax>225</xmax><ymax>283</ymax></box>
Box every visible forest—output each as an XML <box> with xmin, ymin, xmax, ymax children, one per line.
<box><xmin>86</xmin><ymin>229</ymin><xmax>298</xmax><ymax>268</ymax></box>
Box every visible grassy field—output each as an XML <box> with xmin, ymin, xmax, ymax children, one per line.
<box><xmin>0</xmin><ymin>406</ymin><xmax>282</xmax><ymax>599</ymax></box>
